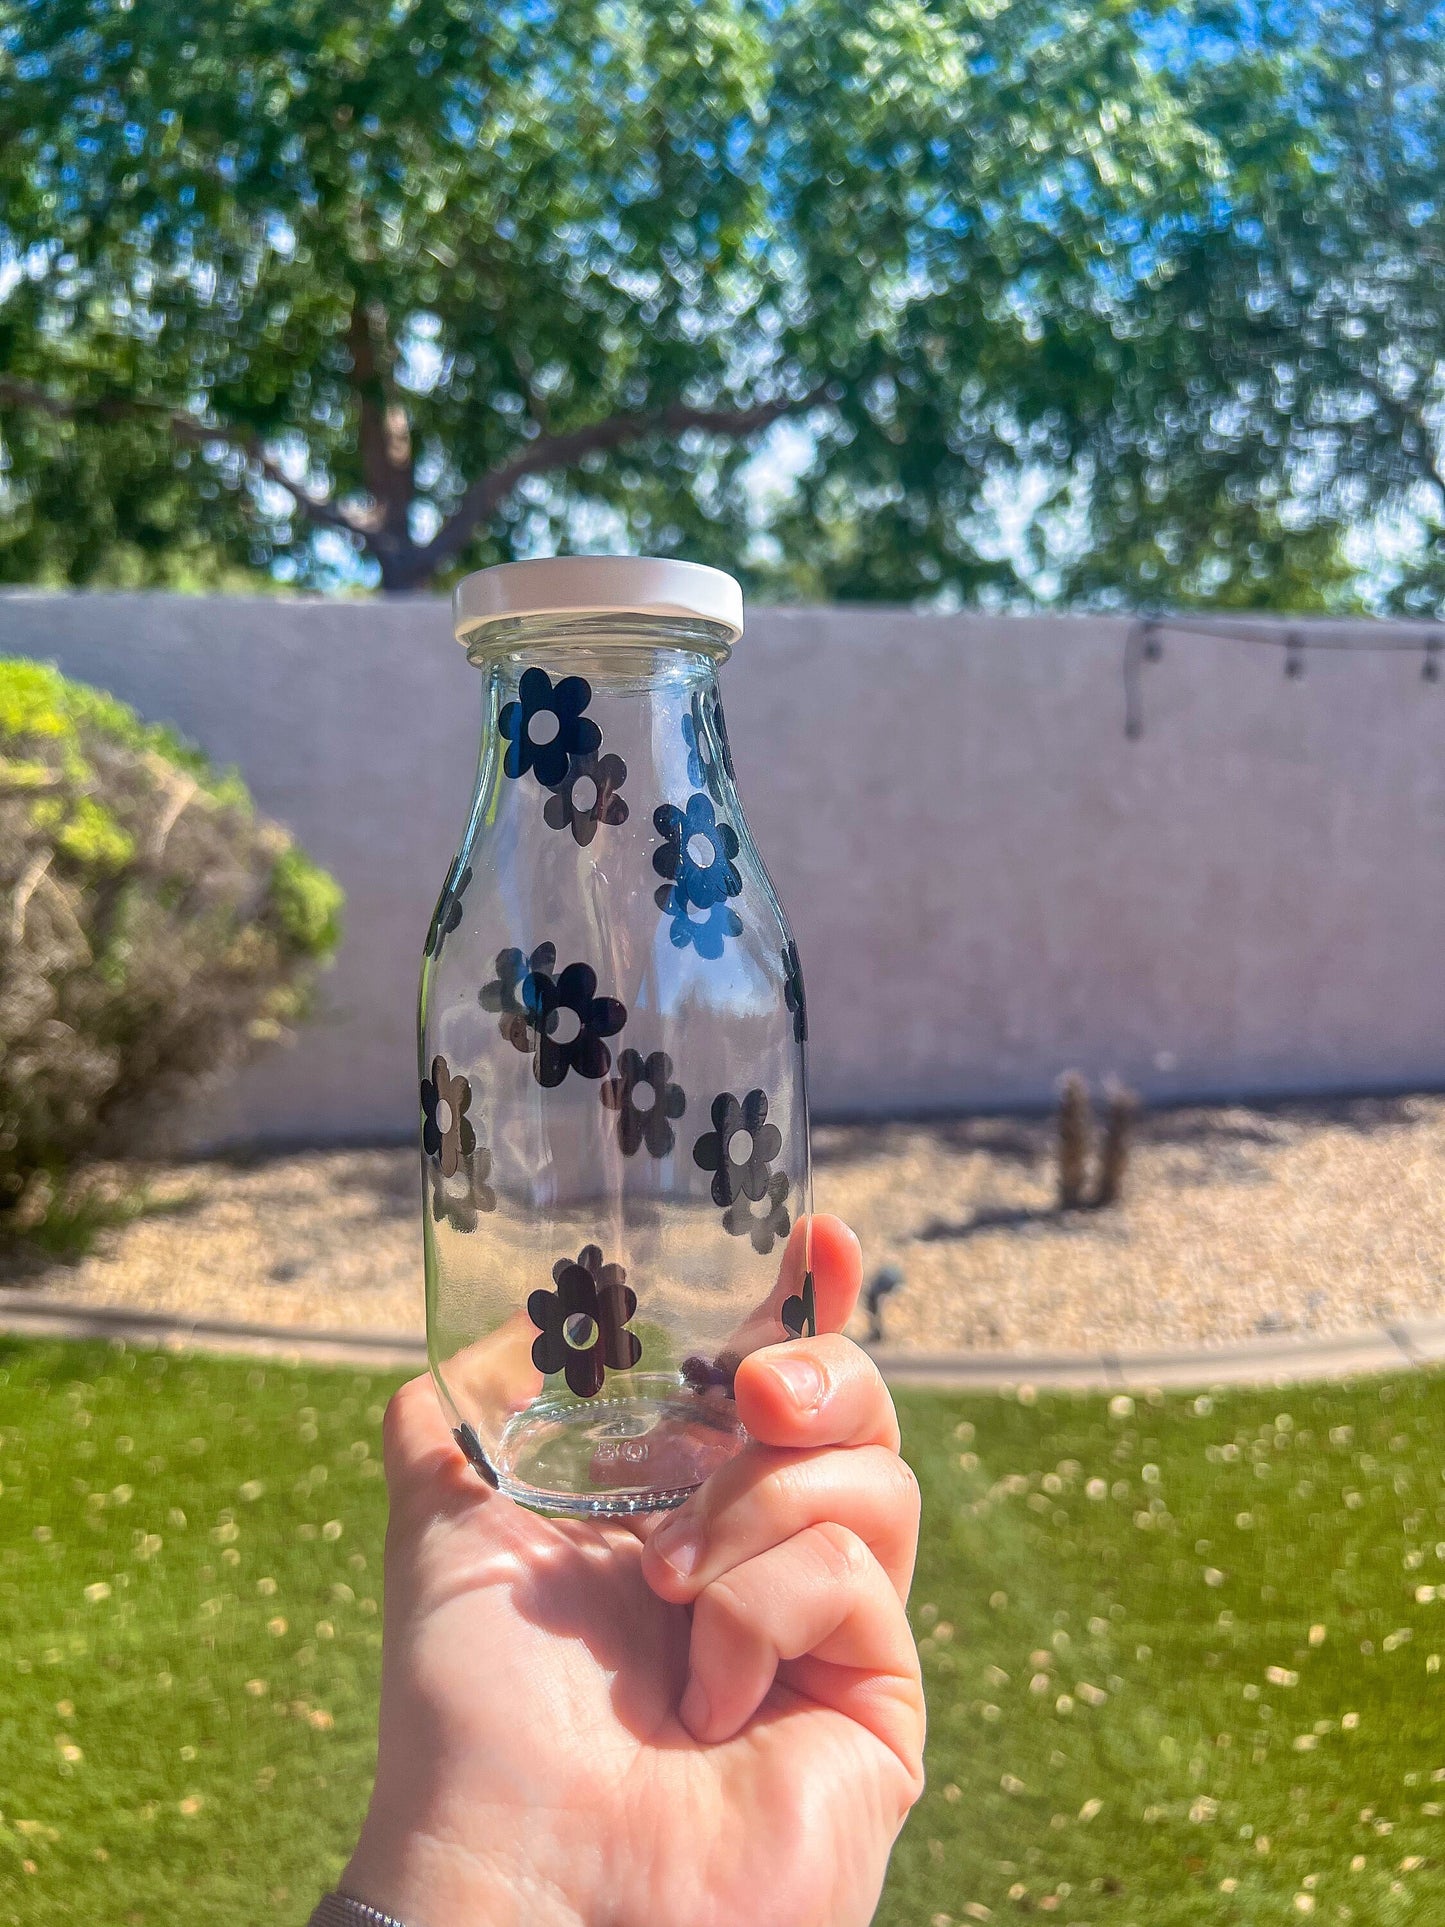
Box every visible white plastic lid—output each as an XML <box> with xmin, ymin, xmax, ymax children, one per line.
<box><xmin>452</xmin><ymin>556</ymin><xmax>744</xmax><ymax>646</ymax></box>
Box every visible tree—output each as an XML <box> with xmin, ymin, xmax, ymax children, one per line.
<box><xmin>0</xmin><ymin>0</ymin><xmax>1442</xmax><ymax>610</ymax></box>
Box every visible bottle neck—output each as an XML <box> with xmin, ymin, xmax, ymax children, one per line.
<box><xmin>463</xmin><ymin>610</ymin><xmax>735</xmax><ymax>677</ymax></box>
<box><xmin>482</xmin><ymin>646</ymin><xmax>719</xmax><ymax>708</ymax></box>
<box><xmin>468</xmin><ymin>628</ymin><xmax>739</xmax><ymax>851</ymax></box>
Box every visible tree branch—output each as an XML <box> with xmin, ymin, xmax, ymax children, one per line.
<box><xmin>0</xmin><ymin>373</ymin><xmax>839</xmax><ymax>590</ymax></box>
<box><xmin>0</xmin><ymin>376</ymin><xmax>365</xmax><ymax>538</ymax></box>
<box><xmin>345</xmin><ymin>302</ymin><xmax>415</xmax><ymax>551</ymax></box>
<box><xmin>415</xmin><ymin>384</ymin><xmax>836</xmax><ymax>581</ymax></box>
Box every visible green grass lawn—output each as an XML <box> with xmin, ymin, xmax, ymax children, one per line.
<box><xmin>3</xmin><ymin>1340</ymin><xmax>1445</xmax><ymax>1924</ymax></box>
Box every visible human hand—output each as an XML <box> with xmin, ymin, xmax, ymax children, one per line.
<box><xmin>340</xmin><ymin>1215</ymin><xmax>925</xmax><ymax>1927</ymax></box>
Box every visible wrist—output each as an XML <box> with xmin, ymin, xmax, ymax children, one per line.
<box><xmin>343</xmin><ymin>1819</ymin><xmax>588</xmax><ymax>1927</ymax></box>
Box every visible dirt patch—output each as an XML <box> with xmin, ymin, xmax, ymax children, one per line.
<box><xmin>5</xmin><ymin>1094</ymin><xmax>1443</xmax><ymax>1355</ymax></box>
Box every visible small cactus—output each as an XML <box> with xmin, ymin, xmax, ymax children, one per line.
<box><xmin>863</xmin><ymin>1265</ymin><xmax>905</xmax><ymax>1346</ymax></box>
<box><xmin>1056</xmin><ymin>1071</ymin><xmax>1093</xmax><ymax>1210</ymax></box>
<box><xmin>1093</xmin><ymin>1080</ymin><xmax>1138</xmax><ymax>1208</ymax></box>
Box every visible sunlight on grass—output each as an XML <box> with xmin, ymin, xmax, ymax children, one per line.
<box><xmin>3</xmin><ymin>1341</ymin><xmax>1445</xmax><ymax>1922</ymax></box>
<box><xmin>0</xmin><ymin>1340</ymin><xmax>391</xmax><ymax>1924</ymax></box>
<box><xmin>887</xmin><ymin>1376</ymin><xmax>1445</xmax><ymax>1925</ymax></box>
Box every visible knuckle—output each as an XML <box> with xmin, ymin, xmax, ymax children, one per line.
<box><xmin>698</xmin><ymin>1571</ymin><xmax>756</xmax><ymax>1639</ymax></box>
<box><xmin>707</xmin><ymin>1441</ymin><xmax>785</xmax><ymax>1512</ymax></box>
<box><xmin>809</xmin><ymin>1519</ymin><xmax>874</xmax><ymax>1587</ymax></box>
<box><xmin>891</xmin><ymin>1452</ymin><xmax>922</xmax><ymax>1516</ymax></box>
<box><xmin>817</xmin><ymin>1337</ymin><xmax>901</xmax><ymax>1444</ymax></box>
<box><xmin>857</xmin><ymin>1444</ymin><xmax>920</xmax><ymax>1516</ymax></box>
<box><xmin>380</xmin><ymin>1376</ymin><xmax>421</xmax><ymax>1452</ymax></box>
<box><xmin>379</xmin><ymin>1375</ymin><xmax>434</xmax><ymax>1482</ymax></box>
<box><xmin>676</xmin><ymin>1447</ymin><xmax>776</xmax><ymax>1545</ymax></box>
<box><xmin>768</xmin><ymin>1452</ymin><xmax>819</xmax><ymax>1511</ymax></box>
<box><xmin>818</xmin><ymin>1331</ymin><xmax>876</xmax><ymax>1390</ymax></box>
<box><xmin>879</xmin><ymin>1388</ymin><xmax>904</xmax><ymax>1451</ymax></box>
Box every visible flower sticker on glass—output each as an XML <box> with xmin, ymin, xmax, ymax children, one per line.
<box><xmin>600</xmin><ymin>1049</ymin><xmax>686</xmax><ymax>1158</ymax></box>
<box><xmin>498</xmin><ymin>667</ymin><xmax>602</xmax><ymax>790</ymax></box>
<box><xmin>503</xmin><ymin>954</ymin><xmax>627</xmax><ymax>1088</ymax></box>
<box><xmin>652</xmin><ymin>792</ymin><xmax>741</xmax><ymax>909</ymax></box>
<box><xmin>682</xmin><ymin>691</ymin><xmax>721</xmax><ymax>796</ymax></box>
<box><xmin>782</xmin><ymin>939</ymin><xmax>807</xmax><ymax>1044</ymax></box>
<box><xmin>424</xmin><ymin>863</ymin><xmax>471</xmax><ymax>959</ymax></box>
<box><xmin>781</xmin><ymin>1269</ymin><xmax>817</xmax><ymax>1339</ymax></box>
<box><xmin>480</xmin><ymin>941</ymin><xmax>555</xmax><ymax>1049</ymax></box>
<box><xmin>427</xmin><ymin>1145</ymin><xmax>496</xmax><ymax>1234</ymax></box>
<box><xmin>681</xmin><ymin>1350</ymin><xmax>740</xmax><ymax>1399</ymax></box>
<box><xmin>654</xmin><ymin>885</ymin><xmax>743</xmax><ymax>960</ymax></box>
<box><xmin>724</xmin><ymin>1171</ymin><xmax>792</xmax><ymax>1254</ymax></box>
<box><xmin>692</xmin><ymin>1088</ymin><xmax>784</xmax><ymax>1208</ymax></box>
<box><xmin>710</xmin><ymin>687</ymin><xmax>737</xmax><ymax>782</ymax></box>
<box><xmin>420</xmin><ymin>1054</ymin><xmax>476</xmax><ymax>1179</ymax></box>
<box><xmin>527</xmin><ymin>1244</ymin><xmax>642</xmax><ymax>1399</ymax></box>
<box><xmin>542</xmin><ymin>750</ymin><xmax>629</xmax><ymax>848</ymax></box>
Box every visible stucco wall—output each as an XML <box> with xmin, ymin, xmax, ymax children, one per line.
<box><xmin>2</xmin><ymin>591</ymin><xmax>1441</xmax><ymax>1143</ymax></box>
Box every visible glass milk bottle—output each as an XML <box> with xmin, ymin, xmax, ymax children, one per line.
<box><xmin>419</xmin><ymin>557</ymin><xmax>813</xmax><ymax>1516</ymax></box>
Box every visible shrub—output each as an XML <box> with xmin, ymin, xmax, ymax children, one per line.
<box><xmin>0</xmin><ymin>658</ymin><xmax>343</xmax><ymax>1223</ymax></box>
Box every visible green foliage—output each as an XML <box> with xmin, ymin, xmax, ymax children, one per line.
<box><xmin>0</xmin><ymin>661</ymin><xmax>249</xmax><ymax>807</ymax></box>
<box><xmin>33</xmin><ymin>796</ymin><xmax>135</xmax><ymax>873</ymax></box>
<box><xmin>269</xmin><ymin>850</ymin><xmax>345</xmax><ymax>962</ymax></box>
<box><xmin>0</xmin><ymin>661</ymin><xmax>342</xmax><ymax>1225</ymax></box>
<box><xmin>4</xmin><ymin>1342</ymin><xmax>1445</xmax><ymax>1924</ymax></box>
<box><xmin>0</xmin><ymin>2</ymin><xmax>1440</xmax><ymax>608</ymax></box>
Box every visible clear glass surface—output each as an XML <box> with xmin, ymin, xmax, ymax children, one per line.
<box><xmin>419</xmin><ymin>613</ymin><xmax>812</xmax><ymax>1515</ymax></box>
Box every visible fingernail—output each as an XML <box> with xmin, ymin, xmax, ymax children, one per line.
<box><xmin>770</xmin><ymin>1354</ymin><xmax>824</xmax><ymax>1413</ymax></box>
<box><xmin>651</xmin><ymin>1513</ymin><xmax>702</xmax><ymax>1579</ymax></box>
<box><xmin>680</xmin><ymin>1674</ymin><xmax>712</xmax><ymax>1736</ymax></box>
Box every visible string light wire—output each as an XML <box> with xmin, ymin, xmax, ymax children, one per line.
<box><xmin>1123</xmin><ymin>615</ymin><xmax>1445</xmax><ymax>739</ymax></box>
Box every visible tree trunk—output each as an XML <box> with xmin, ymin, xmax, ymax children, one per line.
<box><xmin>373</xmin><ymin>539</ymin><xmax>432</xmax><ymax>594</ymax></box>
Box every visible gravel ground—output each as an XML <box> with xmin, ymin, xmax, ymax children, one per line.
<box><xmin>5</xmin><ymin>1093</ymin><xmax>1444</xmax><ymax>1355</ymax></box>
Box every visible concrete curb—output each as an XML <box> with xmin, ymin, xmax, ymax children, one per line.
<box><xmin>4</xmin><ymin>1289</ymin><xmax>1445</xmax><ymax>1390</ymax></box>
<box><xmin>870</xmin><ymin>1320</ymin><xmax>1445</xmax><ymax>1391</ymax></box>
<box><xmin>0</xmin><ymin>1291</ymin><xmax>428</xmax><ymax>1369</ymax></box>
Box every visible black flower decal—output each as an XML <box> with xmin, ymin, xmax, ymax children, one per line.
<box><xmin>681</xmin><ymin>1350</ymin><xmax>740</xmax><ymax>1398</ymax></box>
<box><xmin>781</xmin><ymin>1269</ymin><xmax>817</xmax><ymax>1339</ymax></box>
<box><xmin>652</xmin><ymin>792</ymin><xmax>741</xmax><ymax>909</ymax></box>
<box><xmin>527</xmin><ymin>1244</ymin><xmax>641</xmax><ymax>1399</ymax></box>
<box><xmin>682</xmin><ymin>692</ymin><xmax>720</xmax><ymax>795</ymax></box>
<box><xmin>480</xmin><ymin>941</ymin><xmax>554</xmax><ymax>1049</ymax></box>
<box><xmin>692</xmin><ymin>1088</ymin><xmax>784</xmax><ymax>1207</ymax></box>
<box><xmin>496</xmin><ymin>954</ymin><xmax>627</xmax><ymax>1088</ymax></box>
<box><xmin>600</xmin><ymin>1049</ymin><xmax>686</xmax><ymax>1158</ymax></box>
<box><xmin>498</xmin><ymin>667</ymin><xmax>601</xmax><ymax>789</ymax></box>
<box><xmin>711</xmin><ymin>688</ymin><xmax>737</xmax><ymax>783</ymax></box>
<box><xmin>427</xmin><ymin>1145</ymin><xmax>496</xmax><ymax>1233</ymax></box>
<box><xmin>724</xmin><ymin>1171</ymin><xmax>792</xmax><ymax>1254</ymax></box>
<box><xmin>683</xmin><ymin>689</ymin><xmax>735</xmax><ymax>795</ymax></box>
<box><xmin>420</xmin><ymin>1055</ymin><xmax>476</xmax><ymax>1179</ymax></box>
<box><xmin>782</xmin><ymin>939</ymin><xmax>807</xmax><ymax>1044</ymax></box>
<box><xmin>424</xmin><ymin>864</ymin><xmax>471</xmax><ymax>958</ymax></box>
<box><xmin>655</xmin><ymin>886</ymin><xmax>743</xmax><ymax>960</ymax></box>
<box><xmin>542</xmin><ymin>750</ymin><xmax>629</xmax><ymax>847</ymax></box>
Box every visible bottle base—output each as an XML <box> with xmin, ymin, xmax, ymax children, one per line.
<box><xmin>492</xmin><ymin>1376</ymin><xmax>746</xmax><ymax>1517</ymax></box>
